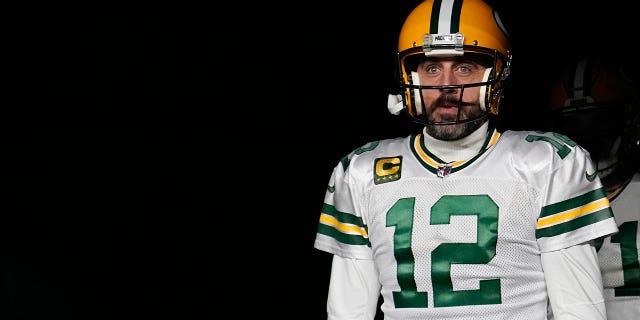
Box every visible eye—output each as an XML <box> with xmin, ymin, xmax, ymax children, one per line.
<box><xmin>426</xmin><ymin>65</ymin><xmax>440</xmax><ymax>74</ymax></box>
<box><xmin>456</xmin><ymin>64</ymin><xmax>473</xmax><ymax>74</ymax></box>
<box><xmin>418</xmin><ymin>62</ymin><xmax>440</xmax><ymax>74</ymax></box>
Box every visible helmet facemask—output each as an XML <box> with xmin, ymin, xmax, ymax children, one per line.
<box><xmin>397</xmin><ymin>46</ymin><xmax>509</xmax><ymax>126</ymax></box>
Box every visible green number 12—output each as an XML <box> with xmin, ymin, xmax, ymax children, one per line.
<box><xmin>386</xmin><ymin>195</ymin><xmax>501</xmax><ymax>308</ymax></box>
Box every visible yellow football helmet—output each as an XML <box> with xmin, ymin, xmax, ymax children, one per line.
<box><xmin>549</xmin><ymin>56</ymin><xmax>639</xmax><ymax>198</ymax></box>
<box><xmin>388</xmin><ymin>0</ymin><xmax>512</xmax><ymax>125</ymax></box>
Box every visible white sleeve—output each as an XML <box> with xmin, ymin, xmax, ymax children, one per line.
<box><xmin>541</xmin><ymin>242</ymin><xmax>606</xmax><ymax>320</ymax></box>
<box><xmin>327</xmin><ymin>255</ymin><xmax>381</xmax><ymax>320</ymax></box>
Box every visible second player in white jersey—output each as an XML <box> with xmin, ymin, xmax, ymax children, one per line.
<box><xmin>595</xmin><ymin>172</ymin><xmax>640</xmax><ymax>319</ymax></box>
<box><xmin>547</xmin><ymin>55</ymin><xmax>640</xmax><ymax>320</ymax></box>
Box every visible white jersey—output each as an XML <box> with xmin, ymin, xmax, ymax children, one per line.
<box><xmin>597</xmin><ymin>172</ymin><xmax>640</xmax><ymax>320</ymax></box>
<box><xmin>314</xmin><ymin>128</ymin><xmax>618</xmax><ymax>320</ymax></box>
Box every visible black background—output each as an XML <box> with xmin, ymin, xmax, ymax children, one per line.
<box><xmin>5</xmin><ymin>1</ymin><xmax>634</xmax><ymax>319</ymax></box>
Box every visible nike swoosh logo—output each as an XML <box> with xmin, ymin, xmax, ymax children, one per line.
<box><xmin>585</xmin><ymin>170</ymin><xmax>598</xmax><ymax>182</ymax></box>
<box><xmin>327</xmin><ymin>185</ymin><xmax>335</xmax><ymax>193</ymax></box>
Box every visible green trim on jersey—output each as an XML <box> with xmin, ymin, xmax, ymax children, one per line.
<box><xmin>340</xmin><ymin>141</ymin><xmax>381</xmax><ymax>171</ymax></box>
<box><xmin>535</xmin><ymin>208</ymin><xmax>613</xmax><ymax>239</ymax></box>
<box><xmin>540</xmin><ymin>188</ymin><xmax>608</xmax><ymax>218</ymax></box>
<box><xmin>410</xmin><ymin>127</ymin><xmax>501</xmax><ymax>176</ymax></box>
<box><xmin>317</xmin><ymin>203</ymin><xmax>371</xmax><ymax>247</ymax></box>
<box><xmin>536</xmin><ymin>187</ymin><xmax>614</xmax><ymax>238</ymax></box>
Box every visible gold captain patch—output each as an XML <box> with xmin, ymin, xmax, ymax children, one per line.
<box><xmin>374</xmin><ymin>156</ymin><xmax>402</xmax><ymax>184</ymax></box>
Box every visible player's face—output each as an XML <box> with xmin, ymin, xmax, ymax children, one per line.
<box><xmin>416</xmin><ymin>57</ymin><xmax>487</xmax><ymax>140</ymax></box>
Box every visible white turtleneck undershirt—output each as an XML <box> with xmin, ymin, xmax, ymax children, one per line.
<box><xmin>421</xmin><ymin>121</ymin><xmax>489</xmax><ymax>163</ymax></box>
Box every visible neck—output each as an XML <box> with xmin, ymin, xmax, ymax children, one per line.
<box><xmin>422</xmin><ymin>122</ymin><xmax>489</xmax><ymax>163</ymax></box>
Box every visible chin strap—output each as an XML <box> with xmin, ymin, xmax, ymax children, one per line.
<box><xmin>387</xmin><ymin>94</ymin><xmax>404</xmax><ymax>115</ymax></box>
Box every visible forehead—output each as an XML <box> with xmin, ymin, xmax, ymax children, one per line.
<box><xmin>421</xmin><ymin>54</ymin><xmax>490</xmax><ymax>66</ymax></box>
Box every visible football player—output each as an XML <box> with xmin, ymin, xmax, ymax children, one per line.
<box><xmin>313</xmin><ymin>1</ymin><xmax>618</xmax><ymax>319</ymax></box>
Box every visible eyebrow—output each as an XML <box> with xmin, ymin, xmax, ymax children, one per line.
<box><xmin>421</xmin><ymin>58</ymin><xmax>482</xmax><ymax>66</ymax></box>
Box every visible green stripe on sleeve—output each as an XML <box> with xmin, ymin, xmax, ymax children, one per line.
<box><xmin>317</xmin><ymin>224</ymin><xmax>371</xmax><ymax>247</ymax></box>
<box><xmin>540</xmin><ymin>188</ymin><xmax>607</xmax><ymax>218</ymax></box>
<box><xmin>536</xmin><ymin>207</ymin><xmax>614</xmax><ymax>239</ymax></box>
<box><xmin>322</xmin><ymin>203</ymin><xmax>366</xmax><ymax>227</ymax></box>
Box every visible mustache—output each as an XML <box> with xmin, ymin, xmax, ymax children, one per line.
<box><xmin>432</xmin><ymin>94</ymin><xmax>473</xmax><ymax>108</ymax></box>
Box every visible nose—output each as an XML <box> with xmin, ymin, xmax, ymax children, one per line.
<box><xmin>439</xmin><ymin>72</ymin><xmax>460</xmax><ymax>93</ymax></box>
<box><xmin>441</xmin><ymin>85</ymin><xmax>458</xmax><ymax>94</ymax></box>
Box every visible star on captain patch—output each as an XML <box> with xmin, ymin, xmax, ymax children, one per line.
<box><xmin>374</xmin><ymin>156</ymin><xmax>402</xmax><ymax>185</ymax></box>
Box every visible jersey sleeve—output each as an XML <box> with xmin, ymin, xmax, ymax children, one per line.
<box><xmin>313</xmin><ymin>146</ymin><xmax>374</xmax><ymax>260</ymax></box>
<box><xmin>535</xmin><ymin>133</ymin><xmax>619</xmax><ymax>252</ymax></box>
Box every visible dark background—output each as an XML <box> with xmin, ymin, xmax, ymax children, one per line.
<box><xmin>5</xmin><ymin>1</ymin><xmax>634</xmax><ymax>319</ymax></box>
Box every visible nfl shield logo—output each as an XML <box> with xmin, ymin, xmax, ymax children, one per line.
<box><xmin>437</xmin><ymin>164</ymin><xmax>452</xmax><ymax>178</ymax></box>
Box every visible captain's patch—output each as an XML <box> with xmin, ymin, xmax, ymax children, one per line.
<box><xmin>374</xmin><ymin>156</ymin><xmax>402</xmax><ymax>185</ymax></box>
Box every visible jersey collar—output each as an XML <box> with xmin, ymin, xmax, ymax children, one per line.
<box><xmin>410</xmin><ymin>126</ymin><xmax>501</xmax><ymax>176</ymax></box>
